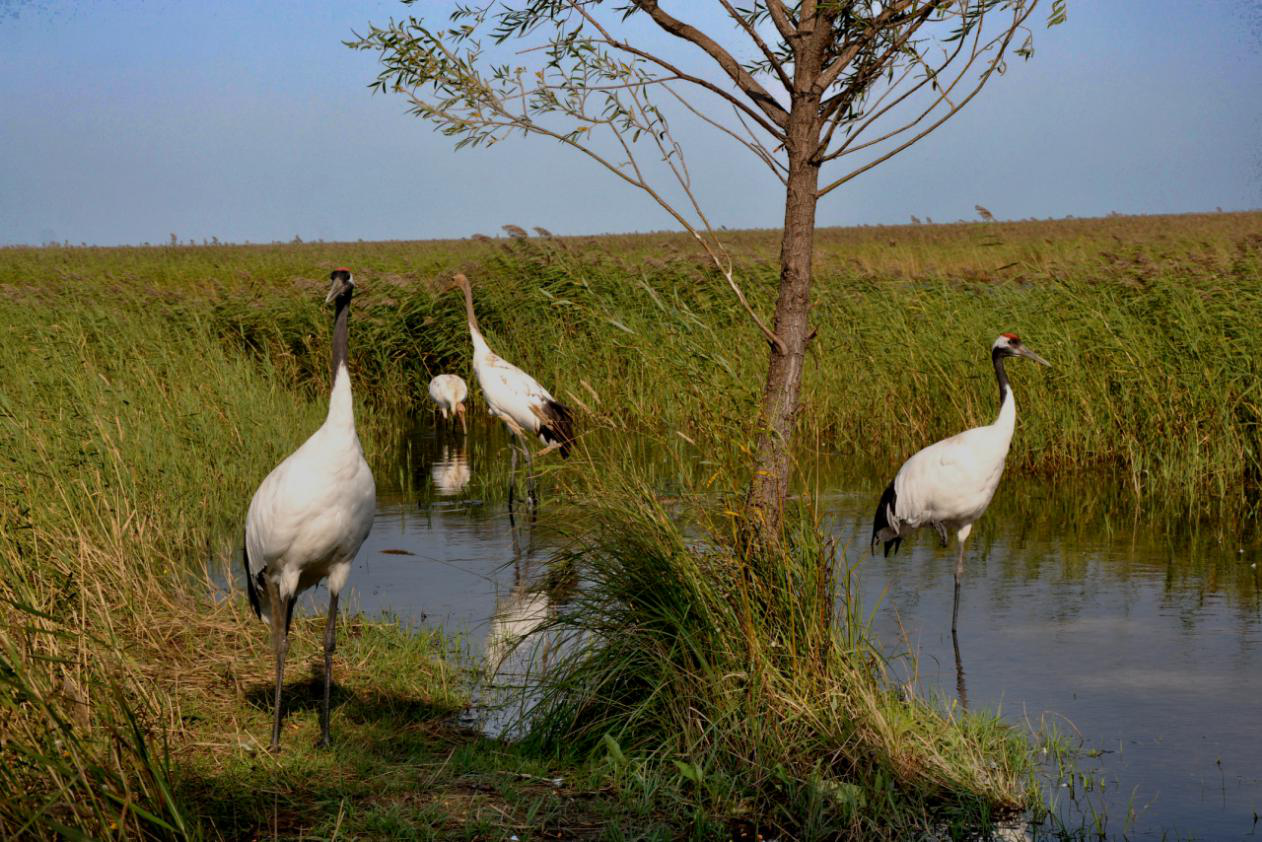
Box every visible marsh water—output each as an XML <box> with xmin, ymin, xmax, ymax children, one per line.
<box><xmin>291</xmin><ymin>418</ymin><xmax>1261</xmax><ymax>841</ymax></box>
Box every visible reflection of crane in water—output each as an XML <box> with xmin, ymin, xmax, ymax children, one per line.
<box><xmin>485</xmin><ymin>517</ymin><xmax>558</xmax><ymax>681</ymax></box>
<box><xmin>486</xmin><ymin>568</ymin><xmax>556</xmax><ymax>679</ymax></box>
<box><xmin>430</xmin><ymin>444</ymin><xmax>470</xmax><ymax>496</ymax></box>
<box><xmin>871</xmin><ymin>333</ymin><xmax>1048</xmax><ymax>708</ymax></box>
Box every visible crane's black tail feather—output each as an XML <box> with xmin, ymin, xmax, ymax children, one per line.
<box><xmin>539</xmin><ymin>399</ymin><xmax>576</xmax><ymax>459</ymax></box>
<box><xmin>871</xmin><ymin>481</ymin><xmax>903</xmax><ymax>557</ymax></box>
<box><xmin>243</xmin><ymin>530</ymin><xmax>263</xmax><ymax>620</ymax></box>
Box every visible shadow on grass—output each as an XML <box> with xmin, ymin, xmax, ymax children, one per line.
<box><xmin>243</xmin><ymin>668</ymin><xmax>460</xmax><ymax>727</ymax></box>
<box><xmin>176</xmin><ymin>683</ymin><xmax>666</xmax><ymax>842</ymax></box>
<box><xmin>180</xmin><ymin>703</ymin><xmax>464</xmax><ymax>837</ymax></box>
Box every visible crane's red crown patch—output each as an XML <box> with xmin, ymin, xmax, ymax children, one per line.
<box><xmin>1001</xmin><ymin>332</ymin><xmax>1020</xmax><ymax>342</ymax></box>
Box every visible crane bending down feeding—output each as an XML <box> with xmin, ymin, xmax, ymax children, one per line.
<box><xmin>243</xmin><ymin>268</ymin><xmax>376</xmax><ymax>751</ymax></box>
<box><xmin>450</xmin><ymin>273</ymin><xmax>574</xmax><ymax>509</ymax></box>
<box><xmin>871</xmin><ymin>333</ymin><xmax>1049</xmax><ymax>633</ymax></box>
<box><xmin>428</xmin><ymin>374</ymin><xmax>468</xmax><ymax>433</ymax></box>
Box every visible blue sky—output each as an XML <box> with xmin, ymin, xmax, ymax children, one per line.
<box><xmin>1</xmin><ymin>1</ymin><xmax>1259</xmax><ymax>246</ymax></box>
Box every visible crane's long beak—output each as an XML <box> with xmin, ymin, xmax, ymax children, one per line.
<box><xmin>1017</xmin><ymin>346</ymin><xmax>1051</xmax><ymax>367</ymax></box>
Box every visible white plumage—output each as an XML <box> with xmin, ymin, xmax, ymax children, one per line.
<box><xmin>872</xmin><ymin>333</ymin><xmax>1048</xmax><ymax>632</ymax></box>
<box><xmin>243</xmin><ymin>268</ymin><xmax>375</xmax><ymax>751</ymax></box>
<box><xmin>428</xmin><ymin>373</ymin><xmax>468</xmax><ymax>433</ymax></box>
<box><xmin>451</xmin><ymin>273</ymin><xmax>574</xmax><ymax>509</ymax></box>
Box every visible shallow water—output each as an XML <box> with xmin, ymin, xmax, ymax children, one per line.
<box><xmin>297</xmin><ymin>419</ymin><xmax>1262</xmax><ymax>841</ymax></box>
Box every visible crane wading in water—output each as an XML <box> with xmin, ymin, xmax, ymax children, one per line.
<box><xmin>450</xmin><ymin>273</ymin><xmax>574</xmax><ymax>509</ymax></box>
<box><xmin>871</xmin><ymin>333</ymin><xmax>1049</xmax><ymax>633</ymax></box>
<box><xmin>428</xmin><ymin>373</ymin><xmax>469</xmax><ymax>433</ymax></box>
<box><xmin>243</xmin><ymin>268</ymin><xmax>376</xmax><ymax>751</ymax></box>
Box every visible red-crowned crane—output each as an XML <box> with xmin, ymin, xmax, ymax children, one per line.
<box><xmin>428</xmin><ymin>374</ymin><xmax>469</xmax><ymax>433</ymax></box>
<box><xmin>871</xmin><ymin>333</ymin><xmax>1049</xmax><ymax>633</ymax></box>
<box><xmin>243</xmin><ymin>268</ymin><xmax>376</xmax><ymax>751</ymax></box>
<box><xmin>450</xmin><ymin>273</ymin><xmax>574</xmax><ymax>509</ymax></box>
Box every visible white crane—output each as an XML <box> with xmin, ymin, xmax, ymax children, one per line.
<box><xmin>428</xmin><ymin>374</ymin><xmax>468</xmax><ymax>433</ymax></box>
<box><xmin>450</xmin><ymin>273</ymin><xmax>574</xmax><ymax>509</ymax></box>
<box><xmin>243</xmin><ymin>268</ymin><xmax>376</xmax><ymax>752</ymax></box>
<box><xmin>871</xmin><ymin>333</ymin><xmax>1049</xmax><ymax>633</ymax></box>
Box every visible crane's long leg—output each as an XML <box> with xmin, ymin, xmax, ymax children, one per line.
<box><xmin>523</xmin><ymin>442</ymin><xmax>538</xmax><ymax>509</ymax></box>
<box><xmin>267</xmin><ymin>581</ymin><xmax>291</xmax><ymax>753</ymax></box>
<box><xmin>952</xmin><ymin>626</ymin><xmax>969</xmax><ymax>711</ymax></box>
<box><xmin>318</xmin><ymin>591</ymin><xmax>340</xmax><ymax>748</ymax></box>
<box><xmin>952</xmin><ymin>539</ymin><xmax>966</xmax><ymax>633</ymax></box>
<box><xmin>508</xmin><ymin>444</ymin><xmax>518</xmax><ymax>514</ymax></box>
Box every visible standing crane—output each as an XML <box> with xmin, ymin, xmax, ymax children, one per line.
<box><xmin>243</xmin><ymin>268</ymin><xmax>376</xmax><ymax>752</ymax></box>
<box><xmin>428</xmin><ymin>373</ymin><xmax>468</xmax><ymax>433</ymax></box>
<box><xmin>450</xmin><ymin>273</ymin><xmax>574</xmax><ymax>509</ymax></box>
<box><xmin>871</xmin><ymin>333</ymin><xmax>1049</xmax><ymax>633</ymax></box>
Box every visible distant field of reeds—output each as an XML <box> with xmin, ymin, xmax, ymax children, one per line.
<box><xmin>6</xmin><ymin>211</ymin><xmax>1259</xmax><ymax>517</ymax></box>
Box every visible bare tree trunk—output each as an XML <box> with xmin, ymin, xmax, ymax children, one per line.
<box><xmin>747</xmin><ymin>95</ymin><xmax>822</xmax><ymax>537</ymax></box>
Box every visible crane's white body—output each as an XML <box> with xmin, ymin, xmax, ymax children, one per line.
<box><xmin>428</xmin><ymin>374</ymin><xmax>468</xmax><ymax>420</ymax></box>
<box><xmin>469</xmin><ymin>328</ymin><xmax>558</xmax><ymax>446</ymax></box>
<box><xmin>243</xmin><ymin>268</ymin><xmax>374</xmax><ymax>751</ymax></box>
<box><xmin>872</xmin><ymin>333</ymin><xmax>1047</xmax><ymax>637</ymax></box>
<box><xmin>452</xmin><ymin>273</ymin><xmax>573</xmax><ymax>510</ymax></box>
<box><xmin>245</xmin><ymin>365</ymin><xmax>375</xmax><ymax>618</ymax></box>
<box><xmin>881</xmin><ymin>391</ymin><xmax>1015</xmax><ymax>546</ymax></box>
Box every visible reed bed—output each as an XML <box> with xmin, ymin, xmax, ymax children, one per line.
<box><xmin>9</xmin><ymin>211</ymin><xmax>1255</xmax><ymax>515</ymax></box>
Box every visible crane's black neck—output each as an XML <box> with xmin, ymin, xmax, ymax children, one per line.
<box><xmin>991</xmin><ymin>347</ymin><xmax>1010</xmax><ymax>410</ymax></box>
<box><xmin>330</xmin><ymin>292</ymin><xmax>351</xmax><ymax>383</ymax></box>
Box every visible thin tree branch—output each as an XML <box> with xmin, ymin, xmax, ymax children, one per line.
<box><xmin>765</xmin><ymin>0</ymin><xmax>797</xmax><ymax>43</ymax></box>
<box><xmin>818</xmin><ymin>9</ymin><xmax>979</xmax><ymax>161</ymax></box>
<box><xmin>628</xmin><ymin>0</ymin><xmax>790</xmax><ymax>128</ymax></box>
<box><xmin>816</xmin><ymin>4</ymin><xmax>1034</xmax><ymax>198</ymax></box>
<box><xmin>813</xmin><ymin>0</ymin><xmax>923</xmax><ymax>95</ymax></box>
<box><xmin>818</xmin><ymin>1</ymin><xmax>941</xmax><ymax>109</ymax></box>
<box><xmin>624</xmin><ymin>84</ymin><xmax>786</xmax><ymax>351</ymax></box>
<box><xmin>815</xmin><ymin>54</ymin><xmax>918</xmax><ymax>155</ymax></box>
<box><xmin>662</xmin><ymin>84</ymin><xmax>788</xmax><ymax>184</ymax></box>
<box><xmin>718</xmin><ymin>0</ymin><xmax>793</xmax><ymax>92</ymax></box>
<box><xmin>562</xmin><ymin>2</ymin><xmax>787</xmax><ymax>138</ymax></box>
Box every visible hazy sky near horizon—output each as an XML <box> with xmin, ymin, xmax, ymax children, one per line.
<box><xmin>1</xmin><ymin>1</ymin><xmax>1259</xmax><ymax>246</ymax></box>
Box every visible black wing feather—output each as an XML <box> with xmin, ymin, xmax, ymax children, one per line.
<box><xmin>538</xmin><ymin>399</ymin><xmax>576</xmax><ymax>459</ymax></box>
<box><xmin>871</xmin><ymin>480</ymin><xmax>903</xmax><ymax>557</ymax></box>
<box><xmin>243</xmin><ymin>530</ymin><xmax>263</xmax><ymax>620</ymax></box>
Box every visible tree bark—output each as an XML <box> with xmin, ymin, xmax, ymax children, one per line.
<box><xmin>746</xmin><ymin>94</ymin><xmax>822</xmax><ymax>537</ymax></box>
